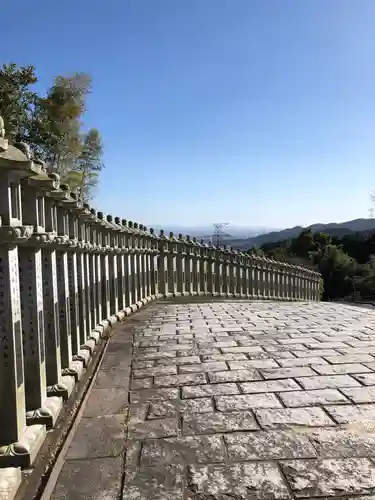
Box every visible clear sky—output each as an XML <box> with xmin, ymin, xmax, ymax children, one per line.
<box><xmin>2</xmin><ymin>0</ymin><xmax>375</xmax><ymax>230</ymax></box>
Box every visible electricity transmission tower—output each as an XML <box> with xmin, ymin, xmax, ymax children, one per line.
<box><xmin>212</xmin><ymin>223</ymin><xmax>230</xmax><ymax>247</ymax></box>
<box><xmin>369</xmin><ymin>192</ymin><xmax>375</xmax><ymax>218</ymax></box>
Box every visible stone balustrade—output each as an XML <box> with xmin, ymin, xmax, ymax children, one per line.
<box><xmin>0</xmin><ymin>134</ymin><xmax>321</xmax><ymax>477</ymax></box>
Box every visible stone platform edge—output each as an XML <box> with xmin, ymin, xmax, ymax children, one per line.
<box><xmin>2</xmin><ymin>297</ymin><xmax>156</xmax><ymax>500</ymax></box>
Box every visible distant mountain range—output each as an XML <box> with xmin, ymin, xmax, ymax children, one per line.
<box><xmin>223</xmin><ymin>218</ymin><xmax>375</xmax><ymax>250</ymax></box>
<box><xmin>149</xmin><ymin>225</ymin><xmax>277</xmax><ymax>239</ymax></box>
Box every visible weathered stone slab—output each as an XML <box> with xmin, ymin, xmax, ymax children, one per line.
<box><xmin>297</xmin><ymin>374</ymin><xmax>360</xmax><ymax>390</ymax></box>
<box><xmin>65</xmin><ymin>416</ymin><xmax>126</xmax><ymax>459</ymax></box>
<box><xmin>178</xmin><ymin>361</ymin><xmax>228</xmax><ymax>373</ymax></box>
<box><xmin>228</xmin><ymin>359</ymin><xmax>279</xmax><ymax>369</ymax></box>
<box><xmin>123</xmin><ymin>466</ymin><xmax>184</xmax><ymax>500</ymax></box>
<box><xmin>183</xmin><ymin>411</ymin><xmax>259</xmax><ymax>434</ymax></box>
<box><xmin>308</xmin><ymin>427</ymin><xmax>375</xmax><ymax>457</ymax></box>
<box><xmin>260</xmin><ymin>367</ymin><xmax>316</xmax><ymax>379</ymax></box>
<box><xmin>280</xmin><ymin>389</ymin><xmax>349</xmax><ymax>407</ymax></box>
<box><xmin>148</xmin><ymin>398</ymin><xmax>214</xmax><ymax>418</ymax></box>
<box><xmin>282</xmin><ymin>458</ymin><xmax>375</xmax><ymax>497</ymax></box>
<box><xmin>141</xmin><ymin>435</ymin><xmax>225</xmax><ymax>465</ymax></box>
<box><xmin>133</xmin><ymin>365</ymin><xmax>177</xmax><ymax>378</ymax></box>
<box><xmin>51</xmin><ymin>457</ymin><xmax>122</xmax><ymax>499</ymax></box>
<box><xmin>154</xmin><ymin>372</ymin><xmax>207</xmax><ymax>387</ymax></box>
<box><xmin>341</xmin><ymin>387</ymin><xmax>375</xmax><ymax>403</ymax></box>
<box><xmin>215</xmin><ymin>393</ymin><xmax>282</xmax><ymax>411</ymax></box>
<box><xmin>182</xmin><ymin>383</ymin><xmax>239</xmax><ymax>398</ymax></box>
<box><xmin>225</xmin><ymin>430</ymin><xmax>317</xmax><ymax>460</ymax></box>
<box><xmin>240</xmin><ymin>379</ymin><xmax>301</xmax><ymax>394</ymax></box>
<box><xmin>187</xmin><ymin>462</ymin><xmax>291</xmax><ymax>499</ymax></box>
<box><xmin>279</xmin><ymin>357</ymin><xmax>328</xmax><ymax>367</ymax></box>
<box><xmin>208</xmin><ymin>368</ymin><xmax>261</xmax><ymax>383</ymax></box>
<box><xmin>131</xmin><ymin>388</ymin><xmax>179</xmax><ymax>404</ymax></box>
<box><xmin>83</xmin><ymin>388</ymin><xmax>128</xmax><ymax>418</ymax></box>
<box><xmin>313</xmin><ymin>363</ymin><xmax>371</xmax><ymax>375</ymax></box>
<box><xmin>325</xmin><ymin>404</ymin><xmax>375</xmax><ymax>424</ymax></box>
<box><xmin>128</xmin><ymin>417</ymin><xmax>179</xmax><ymax>439</ymax></box>
<box><xmin>255</xmin><ymin>407</ymin><xmax>335</xmax><ymax>429</ymax></box>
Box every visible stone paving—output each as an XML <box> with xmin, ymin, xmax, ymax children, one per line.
<box><xmin>50</xmin><ymin>300</ymin><xmax>375</xmax><ymax>499</ymax></box>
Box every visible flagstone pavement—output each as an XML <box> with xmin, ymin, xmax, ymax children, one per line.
<box><xmin>50</xmin><ymin>300</ymin><xmax>375</xmax><ymax>499</ymax></box>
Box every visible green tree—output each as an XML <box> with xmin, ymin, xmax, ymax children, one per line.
<box><xmin>0</xmin><ymin>63</ymin><xmax>37</xmax><ymax>142</ymax></box>
<box><xmin>314</xmin><ymin>244</ymin><xmax>357</xmax><ymax>300</ymax></box>
<box><xmin>290</xmin><ymin>229</ymin><xmax>316</xmax><ymax>258</ymax></box>
<box><xmin>66</xmin><ymin>128</ymin><xmax>104</xmax><ymax>202</ymax></box>
<box><xmin>30</xmin><ymin>73</ymin><xmax>92</xmax><ymax>175</ymax></box>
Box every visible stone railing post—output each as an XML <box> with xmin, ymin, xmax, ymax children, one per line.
<box><xmin>66</xmin><ymin>196</ymin><xmax>81</xmax><ymax>360</ymax></box>
<box><xmin>247</xmin><ymin>255</ymin><xmax>255</xmax><ymax>299</ymax></box>
<box><xmin>149</xmin><ymin>228</ymin><xmax>159</xmax><ymax>298</ymax></box>
<box><xmin>235</xmin><ymin>250</ymin><xmax>242</xmax><ymax>297</ymax></box>
<box><xmin>89</xmin><ymin>209</ymin><xmax>101</xmax><ymax>327</ymax></box>
<box><xmin>107</xmin><ymin>215</ymin><xmax>119</xmax><ymax>315</ymax></box>
<box><xmin>0</xmin><ymin>141</ymin><xmax>47</xmax><ymax>468</ymax></box>
<box><xmin>157</xmin><ymin>230</ymin><xmax>168</xmax><ymax>297</ymax></box>
<box><xmin>19</xmin><ymin>173</ymin><xmax>64</xmax><ymax>429</ymax></box>
<box><xmin>122</xmin><ymin>220</ymin><xmax>132</xmax><ymax>307</ymax></box>
<box><xmin>184</xmin><ymin>236</ymin><xmax>193</xmax><ymax>295</ymax></box>
<box><xmin>166</xmin><ymin>232</ymin><xmax>176</xmax><ymax>296</ymax></box>
<box><xmin>199</xmin><ymin>240</ymin><xmax>208</xmax><ymax>296</ymax></box>
<box><xmin>252</xmin><ymin>257</ymin><xmax>260</xmax><ymax>298</ymax></box>
<box><xmin>43</xmin><ymin>186</ymin><xmax>73</xmax><ymax>402</ymax></box>
<box><xmin>115</xmin><ymin>217</ymin><xmax>126</xmax><ymax>312</ymax></box>
<box><xmin>128</xmin><ymin>221</ymin><xmax>139</xmax><ymax>305</ymax></box>
<box><xmin>222</xmin><ymin>247</ymin><xmax>230</xmax><ymax>296</ymax></box>
<box><xmin>175</xmin><ymin>234</ymin><xmax>184</xmax><ymax>296</ymax></box>
<box><xmin>216</xmin><ymin>246</ymin><xmax>225</xmax><ymax>296</ymax></box>
<box><xmin>191</xmin><ymin>237</ymin><xmax>199</xmax><ymax>295</ymax></box>
<box><xmin>267</xmin><ymin>259</ymin><xmax>275</xmax><ymax>299</ymax></box>
<box><xmin>76</xmin><ymin>206</ymin><xmax>90</xmax><ymax>345</ymax></box>
<box><xmin>133</xmin><ymin>223</ymin><xmax>142</xmax><ymax>304</ymax></box>
<box><xmin>241</xmin><ymin>254</ymin><xmax>249</xmax><ymax>297</ymax></box>
<box><xmin>53</xmin><ymin>187</ymin><xmax>74</xmax><ymax>376</ymax></box>
<box><xmin>206</xmin><ymin>243</ymin><xmax>214</xmax><ymax>295</ymax></box>
<box><xmin>96</xmin><ymin>212</ymin><xmax>110</xmax><ymax>321</ymax></box>
<box><xmin>140</xmin><ymin>225</ymin><xmax>149</xmax><ymax>300</ymax></box>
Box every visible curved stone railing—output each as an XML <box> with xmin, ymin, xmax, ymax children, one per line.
<box><xmin>0</xmin><ymin>131</ymin><xmax>321</xmax><ymax>491</ymax></box>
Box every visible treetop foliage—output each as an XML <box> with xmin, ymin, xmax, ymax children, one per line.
<box><xmin>0</xmin><ymin>63</ymin><xmax>103</xmax><ymax>202</ymax></box>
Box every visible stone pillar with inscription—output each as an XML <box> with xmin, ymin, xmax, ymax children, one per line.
<box><xmin>149</xmin><ymin>229</ymin><xmax>158</xmax><ymax>298</ymax></box>
<box><xmin>19</xmin><ymin>173</ymin><xmax>63</xmax><ymax>429</ymax></box>
<box><xmin>42</xmin><ymin>184</ymin><xmax>73</xmax><ymax>401</ymax></box>
<box><xmin>235</xmin><ymin>250</ymin><xmax>243</xmax><ymax>296</ymax></box>
<box><xmin>191</xmin><ymin>238</ymin><xmax>199</xmax><ymax>295</ymax></box>
<box><xmin>0</xmin><ymin>137</ymin><xmax>46</xmax><ymax>468</ymax></box>
<box><xmin>214</xmin><ymin>246</ymin><xmax>223</xmax><ymax>296</ymax></box>
<box><xmin>115</xmin><ymin>217</ymin><xmax>126</xmax><ymax>312</ymax></box>
<box><xmin>107</xmin><ymin>215</ymin><xmax>119</xmax><ymax>316</ymax></box>
<box><xmin>222</xmin><ymin>247</ymin><xmax>229</xmax><ymax>296</ymax></box>
<box><xmin>157</xmin><ymin>230</ymin><xmax>168</xmax><ymax>297</ymax></box>
<box><xmin>133</xmin><ymin>223</ymin><xmax>142</xmax><ymax>304</ymax></box>
<box><xmin>138</xmin><ymin>225</ymin><xmax>147</xmax><ymax>300</ymax></box>
<box><xmin>66</xmin><ymin>196</ymin><xmax>81</xmax><ymax>359</ymax></box>
<box><xmin>175</xmin><ymin>235</ymin><xmax>183</xmax><ymax>296</ymax></box>
<box><xmin>206</xmin><ymin>243</ymin><xmax>214</xmax><ymax>295</ymax></box>
<box><xmin>184</xmin><ymin>236</ymin><xmax>194</xmax><ymax>295</ymax></box>
<box><xmin>97</xmin><ymin>212</ymin><xmax>110</xmax><ymax>321</ymax></box>
<box><xmin>199</xmin><ymin>240</ymin><xmax>207</xmax><ymax>295</ymax></box>
<box><xmin>77</xmin><ymin>206</ymin><xmax>91</xmax><ymax>342</ymax></box>
<box><xmin>128</xmin><ymin>222</ymin><xmax>138</xmax><ymax>305</ymax></box>
<box><xmin>167</xmin><ymin>232</ymin><xmax>177</xmax><ymax>297</ymax></box>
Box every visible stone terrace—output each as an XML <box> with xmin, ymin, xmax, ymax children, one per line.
<box><xmin>49</xmin><ymin>300</ymin><xmax>375</xmax><ymax>499</ymax></box>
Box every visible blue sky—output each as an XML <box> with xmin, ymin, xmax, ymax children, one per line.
<box><xmin>2</xmin><ymin>0</ymin><xmax>375</xmax><ymax>230</ymax></box>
